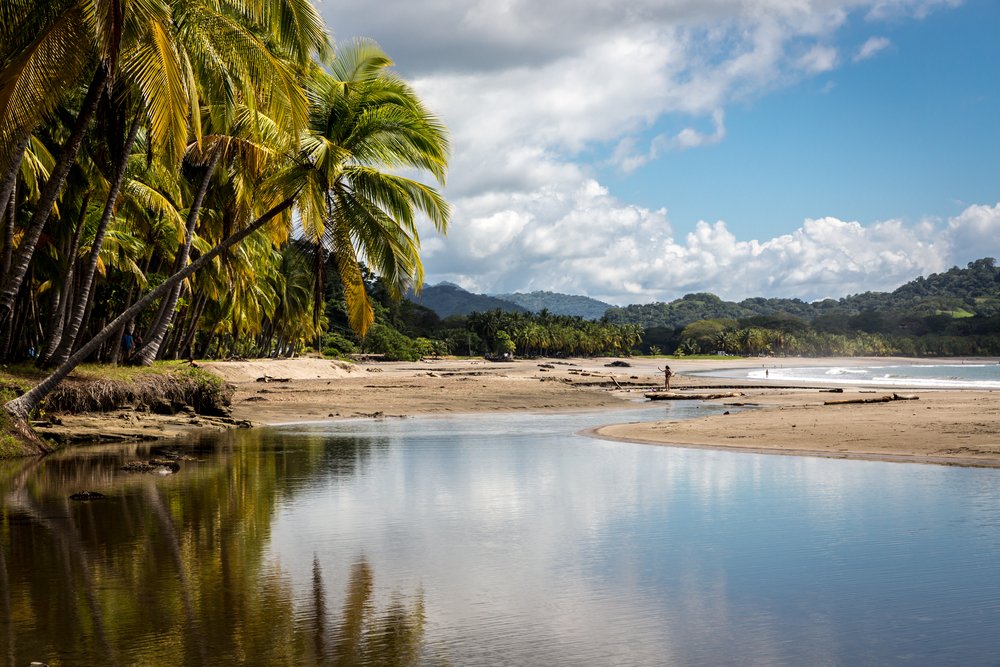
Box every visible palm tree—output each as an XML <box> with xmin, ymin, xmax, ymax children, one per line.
<box><xmin>0</xmin><ymin>0</ymin><xmax>326</xmax><ymax>356</ymax></box>
<box><xmin>280</xmin><ymin>40</ymin><xmax>450</xmax><ymax>338</ymax></box>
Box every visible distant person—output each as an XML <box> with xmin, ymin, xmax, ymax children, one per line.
<box><xmin>27</xmin><ymin>346</ymin><xmax>37</xmax><ymax>360</ymax></box>
<box><xmin>657</xmin><ymin>365</ymin><xmax>674</xmax><ymax>390</ymax></box>
<box><xmin>122</xmin><ymin>330</ymin><xmax>135</xmax><ymax>360</ymax></box>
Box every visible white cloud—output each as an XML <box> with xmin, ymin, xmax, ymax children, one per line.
<box><xmin>797</xmin><ymin>44</ymin><xmax>839</xmax><ymax>72</ymax></box>
<box><xmin>853</xmin><ymin>36</ymin><xmax>891</xmax><ymax>61</ymax></box>
<box><xmin>946</xmin><ymin>202</ymin><xmax>1000</xmax><ymax>263</ymax></box>
<box><xmin>425</xmin><ymin>200</ymin><xmax>1000</xmax><ymax>305</ymax></box>
<box><xmin>319</xmin><ymin>0</ymin><xmax>976</xmax><ymax>304</ymax></box>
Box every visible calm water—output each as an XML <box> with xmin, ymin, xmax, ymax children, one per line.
<box><xmin>3</xmin><ymin>405</ymin><xmax>1000</xmax><ymax>665</ymax></box>
<box><xmin>695</xmin><ymin>360</ymin><xmax>1000</xmax><ymax>389</ymax></box>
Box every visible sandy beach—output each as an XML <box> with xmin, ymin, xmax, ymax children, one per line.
<box><xmin>197</xmin><ymin>355</ymin><xmax>1000</xmax><ymax>468</ymax></box>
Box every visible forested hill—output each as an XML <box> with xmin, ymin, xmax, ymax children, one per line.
<box><xmin>411</xmin><ymin>284</ymin><xmax>612</xmax><ymax>319</ymax></box>
<box><xmin>495</xmin><ymin>291</ymin><xmax>612</xmax><ymax>320</ymax></box>
<box><xmin>603</xmin><ymin>258</ymin><xmax>1000</xmax><ymax>329</ymax></box>
<box><xmin>410</xmin><ymin>283</ymin><xmax>527</xmax><ymax>318</ymax></box>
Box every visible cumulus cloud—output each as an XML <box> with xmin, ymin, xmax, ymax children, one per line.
<box><xmin>320</xmin><ymin>0</ymin><xmax>973</xmax><ymax>304</ymax></box>
<box><xmin>853</xmin><ymin>36</ymin><xmax>891</xmax><ymax>61</ymax></box>
<box><xmin>422</xmin><ymin>199</ymin><xmax>1000</xmax><ymax>305</ymax></box>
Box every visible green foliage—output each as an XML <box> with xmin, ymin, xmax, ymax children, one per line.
<box><xmin>495</xmin><ymin>330</ymin><xmax>516</xmax><ymax>356</ymax></box>
<box><xmin>321</xmin><ymin>331</ymin><xmax>358</xmax><ymax>358</ymax></box>
<box><xmin>362</xmin><ymin>324</ymin><xmax>421</xmax><ymax>361</ymax></box>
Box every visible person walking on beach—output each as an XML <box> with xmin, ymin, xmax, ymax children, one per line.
<box><xmin>657</xmin><ymin>365</ymin><xmax>674</xmax><ymax>390</ymax></box>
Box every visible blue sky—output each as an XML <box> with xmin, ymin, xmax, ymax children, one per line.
<box><xmin>608</xmin><ymin>1</ymin><xmax>1000</xmax><ymax>239</ymax></box>
<box><xmin>322</xmin><ymin>0</ymin><xmax>1000</xmax><ymax>305</ymax></box>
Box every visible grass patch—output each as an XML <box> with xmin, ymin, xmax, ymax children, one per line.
<box><xmin>1</xmin><ymin>361</ymin><xmax>232</xmax><ymax>417</ymax></box>
<box><xmin>0</xmin><ymin>387</ymin><xmax>24</xmax><ymax>457</ymax></box>
<box><xmin>939</xmin><ymin>309</ymin><xmax>975</xmax><ymax>319</ymax></box>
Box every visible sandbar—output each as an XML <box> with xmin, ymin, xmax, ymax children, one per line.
<box><xmin>201</xmin><ymin>356</ymin><xmax>1000</xmax><ymax>468</ymax></box>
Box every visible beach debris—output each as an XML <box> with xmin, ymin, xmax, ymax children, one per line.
<box><xmin>824</xmin><ymin>393</ymin><xmax>919</xmax><ymax>406</ymax></box>
<box><xmin>605</xmin><ymin>360</ymin><xmax>631</xmax><ymax>368</ymax></box>
<box><xmin>69</xmin><ymin>491</ymin><xmax>106</xmax><ymax>501</ymax></box>
<box><xmin>645</xmin><ymin>391</ymin><xmax>743</xmax><ymax>401</ymax></box>
<box><xmin>255</xmin><ymin>375</ymin><xmax>291</xmax><ymax>383</ymax></box>
<box><xmin>819</xmin><ymin>388</ymin><xmax>844</xmax><ymax>393</ymax></box>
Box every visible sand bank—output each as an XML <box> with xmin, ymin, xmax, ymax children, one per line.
<box><xmin>200</xmin><ymin>356</ymin><xmax>1000</xmax><ymax>467</ymax></box>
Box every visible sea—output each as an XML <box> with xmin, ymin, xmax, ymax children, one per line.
<box><xmin>692</xmin><ymin>360</ymin><xmax>1000</xmax><ymax>389</ymax></box>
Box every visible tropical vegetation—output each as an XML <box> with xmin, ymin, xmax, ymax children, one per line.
<box><xmin>0</xmin><ymin>0</ymin><xmax>449</xmax><ymax>451</ymax></box>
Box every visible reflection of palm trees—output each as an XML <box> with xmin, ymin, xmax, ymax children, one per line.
<box><xmin>3</xmin><ymin>476</ymin><xmax>119</xmax><ymax>665</ymax></box>
<box><xmin>0</xmin><ymin>434</ymin><xmax>435</xmax><ymax>664</ymax></box>
<box><xmin>309</xmin><ymin>557</ymin><xmax>431</xmax><ymax>667</ymax></box>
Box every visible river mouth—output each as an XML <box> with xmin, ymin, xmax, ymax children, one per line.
<box><xmin>3</xmin><ymin>407</ymin><xmax>999</xmax><ymax>665</ymax></box>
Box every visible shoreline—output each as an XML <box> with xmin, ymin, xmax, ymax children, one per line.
<box><xmin>36</xmin><ymin>355</ymin><xmax>1000</xmax><ymax>468</ymax></box>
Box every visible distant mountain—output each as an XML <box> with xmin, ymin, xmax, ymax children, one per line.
<box><xmin>494</xmin><ymin>291</ymin><xmax>612</xmax><ymax>320</ymax></box>
<box><xmin>409</xmin><ymin>283</ymin><xmax>527</xmax><ymax>318</ymax></box>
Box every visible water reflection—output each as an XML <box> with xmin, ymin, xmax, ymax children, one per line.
<box><xmin>0</xmin><ymin>432</ymin><xmax>430</xmax><ymax>666</ymax></box>
<box><xmin>2</xmin><ymin>408</ymin><xmax>1000</xmax><ymax>665</ymax></box>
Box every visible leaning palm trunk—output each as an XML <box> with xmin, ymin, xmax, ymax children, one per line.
<box><xmin>3</xmin><ymin>193</ymin><xmax>297</xmax><ymax>453</ymax></box>
<box><xmin>0</xmin><ymin>66</ymin><xmax>109</xmax><ymax>332</ymax></box>
<box><xmin>134</xmin><ymin>144</ymin><xmax>223</xmax><ymax>366</ymax></box>
<box><xmin>48</xmin><ymin>114</ymin><xmax>142</xmax><ymax>368</ymax></box>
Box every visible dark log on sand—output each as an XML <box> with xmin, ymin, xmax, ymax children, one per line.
<box><xmin>824</xmin><ymin>393</ymin><xmax>919</xmax><ymax>406</ymax></box>
<box><xmin>645</xmin><ymin>391</ymin><xmax>743</xmax><ymax>401</ymax></box>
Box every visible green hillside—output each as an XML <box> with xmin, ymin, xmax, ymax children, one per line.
<box><xmin>495</xmin><ymin>291</ymin><xmax>612</xmax><ymax>320</ymax></box>
<box><xmin>409</xmin><ymin>283</ymin><xmax>527</xmax><ymax>318</ymax></box>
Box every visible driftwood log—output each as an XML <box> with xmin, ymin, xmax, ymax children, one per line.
<box><xmin>645</xmin><ymin>391</ymin><xmax>743</xmax><ymax>401</ymax></box>
<box><xmin>824</xmin><ymin>393</ymin><xmax>919</xmax><ymax>406</ymax></box>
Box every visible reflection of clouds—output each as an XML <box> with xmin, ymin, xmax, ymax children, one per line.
<box><xmin>266</xmin><ymin>413</ymin><xmax>1000</xmax><ymax>663</ymax></box>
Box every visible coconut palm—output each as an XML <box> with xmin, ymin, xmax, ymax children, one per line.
<box><xmin>280</xmin><ymin>39</ymin><xmax>450</xmax><ymax>338</ymax></box>
<box><xmin>0</xmin><ymin>0</ymin><xmax>325</xmax><ymax>354</ymax></box>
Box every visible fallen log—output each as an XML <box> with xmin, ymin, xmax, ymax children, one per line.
<box><xmin>824</xmin><ymin>393</ymin><xmax>919</xmax><ymax>406</ymax></box>
<box><xmin>645</xmin><ymin>391</ymin><xmax>743</xmax><ymax>401</ymax></box>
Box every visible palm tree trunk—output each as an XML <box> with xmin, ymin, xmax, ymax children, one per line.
<box><xmin>0</xmin><ymin>127</ymin><xmax>30</xmax><ymax>234</ymax></box>
<box><xmin>0</xmin><ymin>65</ymin><xmax>109</xmax><ymax>330</ymax></box>
<box><xmin>312</xmin><ymin>243</ymin><xmax>325</xmax><ymax>352</ymax></box>
<box><xmin>134</xmin><ymin>143</ymin><xmax>223</xmax><ymax>366</ymax></box>
<box><xmin>48</xmin><ymin>113</ymin><xmax>141</xmax><ymax>368</ymax></box>
<box><xmin>39</xmin><ymin>193</ymin><xmax>90</xmax><ymax>364</ymax></box>
<box><xmin>1</xmin><ymin>182</ymin><xmax>16</xmax><ymax>277</ymax></box>
<box><xmin>3</xmin><ymin>193</ymin><xmax>297</xmax><ymax>449</ymax></box>
<box><xmin>178</xmin><ymin>292</ymin><xmax>207</xmax><ymax>360</ymax></box>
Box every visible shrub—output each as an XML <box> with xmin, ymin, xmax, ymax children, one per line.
<box><xmin>322</xmin><ymin>331</ymin><xmax>357</xmax><ymax>358</ymax></box>
<box><xmin>363</xmin><ymin>324</ymin><xmax>420</xmax><ymax>361</ymax></box>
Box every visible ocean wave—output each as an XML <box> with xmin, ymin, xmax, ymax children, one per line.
<box><xmin>696</xmin><ymin>363</ymin><xmax>1000</xmax><ymax>389</ymax></box>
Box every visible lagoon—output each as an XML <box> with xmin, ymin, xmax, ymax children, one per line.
<box><xmin>3</xmin><ymin>406</ymin><xmax>1000</xmax><ymax>665</ymax></box>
